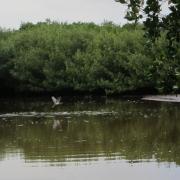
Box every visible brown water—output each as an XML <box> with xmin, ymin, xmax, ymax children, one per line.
<box><xmin>0</xmin><ymin>97</ymin><xmax>180</xmax><ymax>180</ymax></box>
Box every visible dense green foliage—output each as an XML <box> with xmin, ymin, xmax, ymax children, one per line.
<box><xmin>116</xmin><ymin>0</ymin><xmax>180</xmax><ymax>72</ymax></box>
<box><xmin>0</xmin><ymin>22</ymin><xmax>179</xmax><ymax>95</ymax></box>
<box><xmin>115</xmin><ymin>0</ymin><xmax>180</xmax><ymax>44</ymax></box>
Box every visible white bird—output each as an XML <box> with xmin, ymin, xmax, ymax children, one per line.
<box><xmin>51</xmin><ymin>96</ymin><xmax>62</xmax><ymax>108</ymax></box>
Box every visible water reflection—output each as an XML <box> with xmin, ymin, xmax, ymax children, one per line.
<box><xmin>0</xmin><ymin>98</ymin><xmax>179</xmax><ymax>168</ymax></box>
<box><xmin>52</xmin><ymin>119</ymin><xmax>69</xmax><ymax>132</ymax></box>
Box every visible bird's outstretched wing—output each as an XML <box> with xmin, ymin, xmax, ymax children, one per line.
<box><xmin>51</xmin><ymin>96</ymin><xmax>57</xmax><ymax>104</ymax></box>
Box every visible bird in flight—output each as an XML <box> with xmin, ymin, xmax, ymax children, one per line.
<box><xmin>51</xmin><ymin>96</ymin><xmax>62</xmax><ymax>108</ymax></box>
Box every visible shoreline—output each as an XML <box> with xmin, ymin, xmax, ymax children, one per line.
<box><xmin>142</xmin><ymin>94</ymin><xmax>180</xmax><ymax>102</ymax></box>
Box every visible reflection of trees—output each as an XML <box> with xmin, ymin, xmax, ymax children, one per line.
<box><xmin>0</xmin><ymin>101</ymin><xmax>179</xmax><ymax>165</ymax></box>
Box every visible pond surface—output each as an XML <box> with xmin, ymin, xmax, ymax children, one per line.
<box><xmin>0</xmin><ymin>97</ymin><xmax>180</xmax><ymax>180</ymax></box>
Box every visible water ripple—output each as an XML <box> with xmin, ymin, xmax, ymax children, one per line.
<box><xmin>0</xmin><ymin>111</ymin><xmax>118</xmax><ymax>118</ymax></box>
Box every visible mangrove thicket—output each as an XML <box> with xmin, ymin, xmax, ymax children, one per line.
<box><xmin>0</xmin><ymin>21</ymin><xmax>179</xmax><ymax>95</ymax></box>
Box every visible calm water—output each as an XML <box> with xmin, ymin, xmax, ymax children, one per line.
<box><xmin>0</xmin><ymin>97</ymin><xmax>180</xmax><ymax>180</ymax></box>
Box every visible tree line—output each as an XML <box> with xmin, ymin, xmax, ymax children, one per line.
<box><xmin>0</xmin><ymin>21</ymin><xmax>179</xmax><ymax>95</ymax></box>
